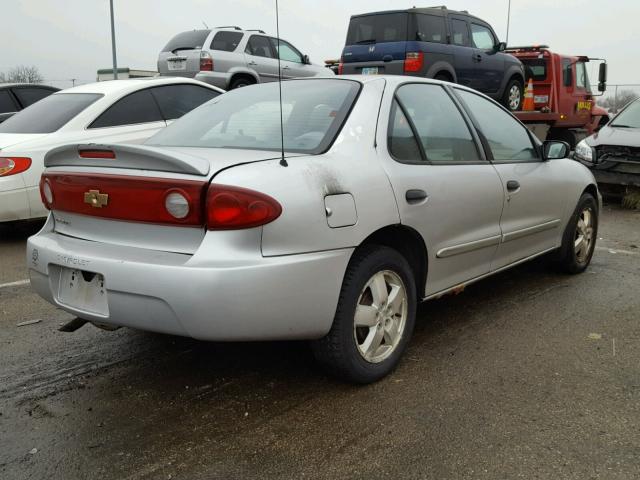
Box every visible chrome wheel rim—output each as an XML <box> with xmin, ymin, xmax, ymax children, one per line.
<box><xmin>509</xmin><ymin>85</ymin><xmax>521</xmax><ymax>110</ymax></box>
<box><xmin>353</xmin><ymin>270</ymin><xmax>408</xmax><ymax>364</ymax></box>
<box><xmin>574</xmin><ymin>207</ymin><xmax>594</xmax><ymax>263</ymax></box>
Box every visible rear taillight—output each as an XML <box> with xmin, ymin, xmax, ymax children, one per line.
<box><xmin>200</xmin><ymin>51</ymin><xmax>213</xmax><ymax>71</ymax></box>
<box><xmin>404</xmin><ymin>52</ymin><xmax>424</xmax><ymax>73</ymax></box>
<box><xmin>206</xmin><ymin>184</ymin><xmax>281</xmax><ymax>230</ymax></box>
<box><xmin>79</xmin><ymin>149</ymin><xmax>116</xmax><ymax>159</ymax></box>
<box><xmin>338</xmin><ymin>56</ymin><xmax>344</xmax><ymax>75</ymax></box>
<box><xmin>39</xmin><ymin>177</ymin><xmax>53</xmax><ymax>209</ymax></box>
<box><xmin>0</xmin><ymin>157</ymin><xmax>32</xmax><ymax>177</ymax></box>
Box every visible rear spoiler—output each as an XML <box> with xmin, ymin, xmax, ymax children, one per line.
<box><xmin>44</xmin><ymin>143</ymin><xmax>210</xmax><ymax>176</ymax></box>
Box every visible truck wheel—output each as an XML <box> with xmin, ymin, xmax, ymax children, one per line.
<box><xmin>554</xmin><ymin>193</ymin><xmax>598</xmax><ymax>274</ymax></box>
<box><xmin>311</xmin><ymin>245</ymin><xmax>417</xmax><ymax>384</ymax></box>
<box><xmin>502</xmin><ymin>79</ymin><xmax>523</xmax><ymax>111</ymax></box>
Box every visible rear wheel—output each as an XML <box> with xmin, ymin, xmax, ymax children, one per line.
<box><xmin>502</xmin><ymin>78</ymin><xmax>523</xmax><ymax>111</ymax></box>
<box><xmin>229</xmin><ymin>76</ymin><xmax>255</xmax><ymax>90</ymax></box>
<box><xmin>555</xmin><ymin>193</ymin><xmax>598</xmax><ymax>273</ymax></box>
<box><xmin>312</xmin><ymin>245</ymin><xmax>417</xmax><ymax>384</ymax></box>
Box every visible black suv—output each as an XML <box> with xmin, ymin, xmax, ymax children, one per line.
<box><xmin>0</xmin><ymin>84</ymin><xmax>59</xmax><ymax>124</ymax></box>
<box><xmin>340</xmin><ymin>6</ymin><xmax>526</xmax><ymax>110</ymax></box>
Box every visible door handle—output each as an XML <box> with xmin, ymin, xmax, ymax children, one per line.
<box><xmin>248</xmin><ymin>61</ymin><xmax>257</xmax><ymax>66</ymax></box>
<box><xmin>382</xmin><ymin>55</ymin><xmax>393</xmax><ymax>63</ymax></box>
<box><xmin>473</xmin><ymin>54</ymin><xmax>482</xmax><ymax>62</ymax></box>
<box><xmin>406</xmin><ymin>189</ymin><xmax>428</xmax><ymax>204</ymax></box>
<box><xmin>506</xmin><ymin>180</ymin><xmax>520</xmax><ymax>192</ymax></box>
<box><xmin>282</xmin><ymin>65</ymin><xmax>291</xmax><ymax>69</ymax></box>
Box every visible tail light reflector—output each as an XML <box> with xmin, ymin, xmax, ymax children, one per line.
<box><xmin>206</xmin><ymin>184</ymin><xmax>281</xmax><ymax>230</ymax></box>
<box><xmin>79</xmin><ymin>149</ymin><xmax>116</xmax><ymax>159</ymax></box>
<box><xmin>0</xmin><ymin>157</ymin><xmax>32</xmax><ymax>177</ymax></box>
<box><xmin>200</xmin><ymin>51</ymin><xmax>213</xmax><ymax>71</ymax></box>
<box><xmin>404</xmin><ymin>52</ymin><xmax>424</xmax><ymax>73</ymax></box>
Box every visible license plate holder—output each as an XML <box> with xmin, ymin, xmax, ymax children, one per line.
<box><xmin>167</xmin><ymin>59</ymin><xmax>186</xmax><ymax>71</ymax></box>
<box><xmin>57</xmin><ymin>268</ymin><xmax>109</xmax><ymax>316</ymax></box>
<box><xmin>361</xmin><ymin>67</ymin><xmax>379</xmax><ymax>75</ymax></box>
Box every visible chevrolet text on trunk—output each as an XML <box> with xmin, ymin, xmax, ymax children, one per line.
<box><xmin>29</xmin><ymin>76</ymin><xmax>600</xmax><ymax>384</ymax></box>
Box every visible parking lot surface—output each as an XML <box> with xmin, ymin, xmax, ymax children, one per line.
<box><xmin>1</xmin><ymin>204</ymin><xmax>639</xmax><ymax>480</ymax></box>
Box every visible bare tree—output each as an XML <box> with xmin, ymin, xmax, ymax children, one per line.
<box><xmin>598</xmin><ymin>89</ymin><xmax>639</xmax><ymax>113</ymax></box>
<box><xmin>3</xmin><ymin>65</ymin><xmax>43</xmax><ymax>84</ymax></box>
<box><xmin>0</xmin><ymin>72</ymin><xmax>5</xmax><ymax>83</ymax></box>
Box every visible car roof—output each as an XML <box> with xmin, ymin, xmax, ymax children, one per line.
<box><xmin>0</xmin><ymin>83</ymin><xmax>59</xmax><ymax>90</ymax></box>
<box><xmin>52</xmin><ymin>77</ymin><xmax>221</xmax><ymax>96</ymax></box>
<box><xmin>350</xmin><ymin>7</ymin><xmax>489</xmax><ymax>25</ymax></box>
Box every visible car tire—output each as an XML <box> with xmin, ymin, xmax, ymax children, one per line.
<box><xmin>502</xmin><ymin>78</ymin><xmax>523</xmax><ymax>111</ymax></box>
<box><xmin>311</xmin><ymin>245</ymin><xmax>417</xmax><ymax>384</ymax></box>
<box><xmin>434</xmin><ymin>73</ymin><xmax>452</xmax><ymax>83</ymax></box>
<box><xmin>229</xmin><ymin>77</ymin><xmax>255</xmax><ymax>90</ymax></box>
<box><xmin>554</xmin><ymin>193</ymin><xmax>598</xmax><ymax>274</ymax></box>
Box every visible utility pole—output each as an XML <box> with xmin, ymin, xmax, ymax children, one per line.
<box><xmin>109</xmin><ymin>0</ymin><xmax>118</xmax><ymax>80</ymax></box>
<box><xmin>71</xmin><ymin>78</ymin><xmax>76</xmax><ymax>87</ymax></box>
<box><xmin>505</xmin><ymin>0</ymin><xmax>512</xmax><ymax>46</ymax></box>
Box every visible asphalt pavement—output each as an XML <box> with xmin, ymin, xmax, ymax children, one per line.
<box><xmin>1</xmin><ymin>205</ymin><xmax>639</xmax><ymax>480</ymax></box>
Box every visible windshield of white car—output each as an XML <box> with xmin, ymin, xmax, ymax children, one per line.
<box><xmin>0</xmin><ymin>93</ymin><xmax>102</xmax><ymax>134</ymax></box>
<box><xmin>611</xmin><ymin>99</ymin><xmax>640</xmax><ymax>128</ymax></box>
<box><xmin>147</xmin><ymin>79</ymin><xmax>361</xmax><ymax>154</ymax></box>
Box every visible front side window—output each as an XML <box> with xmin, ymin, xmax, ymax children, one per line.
<box><xmin>576</xmin><ymin>61</ymin><xmax>589</xmax><ymax>90</ymax></box>
<box><xmin>412</xmin><ymin>14</ymin><xmax>446</xmax><ymax>43</ymax></box>
<box><xmin>271</xmin><ymin>38</ymin><xmax>302</xmax><ymax>63</ymax></box>
<box><xmin>90</xmin><ymin>90</ymin><xmax>163</xmax><ymax>129</ymax></box>
<box><xmin>150</xmin><ymin>85</ymin><xmax>220</xmax><ymax>121</ymax></box>
<box><xmin>246</xmin><ymin>35</ymin><xmax>274</xmax><ymax>58</ymax></box>
<box><xmin>210</xmin><ymin>31</ymin><xmax>243</xmax><ymax>52</ymax></box>
<box><xmin>147</xmin><ymin>79</ymin><xmax>361</xmax><ymax>155</ymax></box>
<box><xmin>0</xmin><ymin>93</ymin><xmax>102</xmax><ymax>134</ymax></box>
<box><xmin>456</xmin><ymin>89</ymin><xmax>538</xmax><ymax>162</ymax></box>
<box><xmin>451</xmin><ymin>19</ymin><xmax>469</xmax><ymax>46</ymax></box>
<box><xmin>0</xmin><ymin>90</ymin><xmax>17</xmax><ymax>113</ymax></box>
<box><xmin>392</xmin><ymin>84</ymin><xmax>480</xmax><ymax>163</ymax></box>
<box><xmin>12</xmin><ymin>87</ymin><xmax>55</xmax><ymax>108</ymax></box>
<box><xmin>470</xmin><ymin>23</ymin><xmax>495</xmax><ymax>50</ymax></box>
<box><xmin>345</xmin><ymin>13</ymin><xmax>408</xmax><ymax>45</ymax></box>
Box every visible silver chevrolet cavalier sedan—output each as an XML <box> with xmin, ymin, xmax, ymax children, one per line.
<box><xmin>27</xmin><ymin>76</ymin><xmax>600</xmax><ymax>383</ymax></box>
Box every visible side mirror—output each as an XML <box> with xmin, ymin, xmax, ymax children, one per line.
<box><xmin>494</xmin><ymin>41</ymin><xmax>507</xmax><ymax>53</ymax></box>
<box><xmin>542</xmin><ymin>140</ymin><xmax>570</xmax><ymax>160</ymax></box>
<box><xmin>302</xmin><ymin>54</ymin><xmax>311</xmax><ymax>65</ymax></box>
<box><xmin>598</xmin><ymin>63</ymin><xmax>607</xmax><ymax>92</ymax></box>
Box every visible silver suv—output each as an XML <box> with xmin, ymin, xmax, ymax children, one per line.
<box><xmin>157</xmin><ymin>27</ymin><xmax>331</xmax><ymax>90</ymax></box>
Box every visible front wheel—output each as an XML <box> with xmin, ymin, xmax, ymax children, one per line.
<box><xmin>554</xmin><ymin>193</ymin><xmax>598</xmax><ymax>273</ymax></box>
<box><xmin>502</xmin><ymin>79</ymin><xmax>523</xmax><ymax>111</ymax></box>
<box><xmin>311</xmin><ymin>245</ymin><xmax>417</xmax><ymax>384</ymax></box>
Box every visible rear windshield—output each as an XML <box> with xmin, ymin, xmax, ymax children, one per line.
<box><xmin>522</xmin><ymin>59</ymin><xmax>548</xmax><ymax>81</ymax></box>
<box><xmin>147</xmin><ymin>79</ymin><xmax>361</xmax><ymax>155</ymax></box>
<box><xmin>162</xmin><ymin>30</ymin><xmax>210</xmax><ymax>53</ymax></box>
<box><xmin>0</xmin><ymin>93</ymin><xmax>102</xmax><ymax>134</ymax></box>
<box><xmin>346</xmin><ymin>13</ymin><xmax>408</xmax><ymax>45</ymax></box>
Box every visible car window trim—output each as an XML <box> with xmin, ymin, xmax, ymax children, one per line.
<box><xmin>87</xmin><ymin>88</ymin><xmax>164</xmax><ymax>130</ymax></box>
<box><xmin>387</xmin><ymin>82</ymin><xmax>489</xmax><ymax>166</ymax></box>
<box><xmin>452</xmin><ymin>87</ymin><xmax>543</xmax><ymax>163</ymax></box>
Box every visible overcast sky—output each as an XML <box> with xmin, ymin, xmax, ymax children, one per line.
<box><xmin>2</xmin><ymin>0</ymin><xmax>638</xmax><ymax>89</ymax></box>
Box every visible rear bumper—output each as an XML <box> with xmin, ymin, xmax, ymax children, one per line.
<box><xmin>27</xmin><ymin>219</ymin><xmax>351</xmax><ymax>341</ymax></box>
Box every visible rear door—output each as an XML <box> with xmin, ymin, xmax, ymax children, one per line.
<box><xmin>380</xmin><ymin>82</ymin><xmax>505</xmax><ymax>296</ymax></box>
<box><xmin>448</xmin><ymin>16</ymin><xmax>474</xmax><ymax>87</ymax></box>
<box><xmin>341</xmin><ymin>12</ymin><xmax>408</xmax><ymax>76</ymax></box>
<box><xmin>157</xmin><ymin>30</ymin><xmax>211</xmax><ymax>78</ymax></box>
<box><xmin>244</xmin><ymin>35</ymin><xmax>280</xmax><ymax>82</ymax></box>
<box><xmin>469</xmin><ymin>22</ymin><xmax>503</xmax><ymax>94</ymax></box>
<box><xmin>454</xmin><ymin>88</ymin><xmax>568</xmax><ymax>268</ymax></box>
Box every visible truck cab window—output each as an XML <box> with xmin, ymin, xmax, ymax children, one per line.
<box><xmin>576</xmin><ymin>61</ymin><xmax>589</xmax><ymax>90</ymax></box>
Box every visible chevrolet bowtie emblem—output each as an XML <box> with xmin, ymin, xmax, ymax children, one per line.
<box><xmin>84</xmin><ymin>190</ymin><xmax>109</xmax><ymax>208</ymax></box>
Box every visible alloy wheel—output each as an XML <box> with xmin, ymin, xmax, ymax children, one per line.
<box><xmin>574</xmin><ymin>207</ymin><xmax>594</xmax><ymax>263</ymax></box>
<box><xmin>509</xmin><ymin>85</ymin><xmax>521</xmax><ymax>110</ymax></box>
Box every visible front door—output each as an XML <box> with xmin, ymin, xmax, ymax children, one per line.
<box><xmin>380</xmin><ymin>82</ymin><xmax>505</xmax><ymax>296</ymax></box>
<box><xmin>244</xmin><ymin>35</ymin><xmax>280</xmax><ymax>82</ymax></box>
<box><xmin>448</xmin><ymin>16</ymin><xmax>474</xmax><ymax>88</ymax></box>
<box><xmin>469</xmin><ymin>22</ymin><xmax>503</xmax><ymax>94</ymax></box>
<box><xmin>454</xmin><ymin>88</ymin><xmax>569</xmax><ymax>269</ymax></box>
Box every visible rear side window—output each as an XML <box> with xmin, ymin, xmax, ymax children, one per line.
<box><xmin>245</xmin><ymin>35</ymin><xmax>275</xmax><ymax>58</ymax></box>
<box><xmin>456</xmin><ymin>89</ymin><xmax>538</xmax><ymax>162</ymax></box>
<box><xmin>470</xmin><ymin>24</ymin><xmax>495</xmax><ymax>49</ymax></box>
<box><xmin>412</xmin><ymin>14</ymin><xmax>446</xmax><ymax>43</ymax></box>
<box><xmin>150</xmin><ymin>84</ymin><xmax>219</xmax><ymax>120</ymax></box>
<box><xmin>0</xmin><ymin>90</ymin><xmax>17</xmax><ymax>113</ymax></box>
<box><xmin>346</xmin><ymin>13</ymin><xmax>408</xmax><ymax>45</ymax></box>
<box><xmin>0</xmin><ymin>93</ymin><xmax>102</xmax><ymax>134</ymax></box>
<box><xmin>210</xmin><ymin>31</ymin><xmax>243</xmax><ymax>52</ymax></box>
<box><xmin>90</xmin><ymin>90</ymin><xmax>163</xmax><ymax>128</ymax></box>
<box><xmin>12</xmin><ymin>87</ymin><xmax>55</xmax><ymax>108</ymax></box>
<box><xmin>388</xmin><ymin>100</ymin><xmax>422</xmax><ymax>161</ymax></box>
<box><xmin>162</xmin><ymin>30</ymin><xmax>210</xmax><ymax>53</ymax></box>
<box><xmin>451</xmin><ymin>19</ymin><xmax>469</xmax><ymax>46</ymax></box>
<box><xmin>393</xmin><ymin>84</ymin><xmax>479</xmax><ymax>163</ymax></box>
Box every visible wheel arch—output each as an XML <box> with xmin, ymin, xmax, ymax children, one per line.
<box><xmin>425</xmin><ymin>62</ymin><xmax>457</xmax><ymax>84</ymax></box>
<box><xmin>500</xmin><ymin>67</ymin><xmax>524</xmax><ymax>96</ymax></box>
<box><xmin>229</xmin><ymin>70</ymin><xmax>259</xmax><ymax>87</ymax></box>
<box><xmin>355</xmin><ymin>224</ymin><xmax>428</xmax><ymax>298</ymax></box>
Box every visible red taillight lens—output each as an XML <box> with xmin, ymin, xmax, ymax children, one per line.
<box><xmin>41</xmin><ymin>173</ymin><xmax>206</xmax><ymax>226</ymax></box>
<box><xmin>338</xmin><ymin>57</ymin><xmax>344</xmax><ymax>75</ymax></box>
<box><xmin>206</xmin><ymin>184</ymin><xmax>281</xmax><ymax>230</ymax></box>
<box><xmin>200</xmin><ymin>52</ymin><xmax>213</xmax><ymax>71</ymax></box>
<box><xmin>79</xmin><ymin>149</ymin><xmax>116</xmax><ymax>159</ymax></box>
<box><xmin>0</xmin><ymin>157</ymin><xmax>32</xmax><ymax>177</ymax></box>
<box><xmin>404</xmin><ymin>52</ymin><xmax>424</xmax><ymax>73</ymax></box>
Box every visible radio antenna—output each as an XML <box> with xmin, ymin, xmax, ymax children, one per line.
<box><xmin>275</xmin><ymin>0</ymin><xmax>288</xmax><ymax>167</ymax></box>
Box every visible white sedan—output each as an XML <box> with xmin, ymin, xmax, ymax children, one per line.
<box><xmin>0</xmin><ymin>77</ymin><xmax>222</xmax><ymax>222</ymax></box>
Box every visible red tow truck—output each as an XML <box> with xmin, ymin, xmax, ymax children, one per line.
<box><xmin>506</xmin><ymin>45</ymin><xmax>609</xmax><ymax>149</ymax></box>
